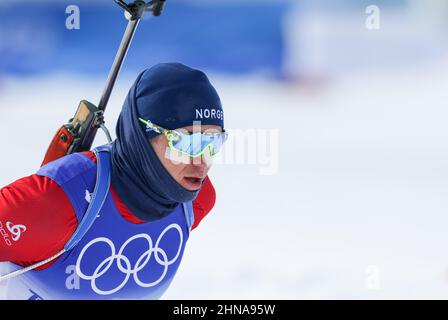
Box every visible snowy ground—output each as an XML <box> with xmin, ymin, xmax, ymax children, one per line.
<box><xmin>1</xmin><ymin>60</ymin><xmax>448</xmax><ymax>299</ymax></box>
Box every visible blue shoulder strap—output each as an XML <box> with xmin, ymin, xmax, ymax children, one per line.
<box><xmin>64</xmin><ymin>144</ymin><xmax>111</xmax><ymax>251</ymax></box>
<box><xmin>0</xmin><ymin>145</ymin><xmax>113</xmax><ymax>282</ymax></box>
<box><xmin>0</xmin><ymin>143</ymin><xmax>197</xmax><ymax>283</ymax></box>
<box><xmin>182</xmin><ymin>202</ymin><xmax>195</xmax><ymax>231</ymax></box>
<box><xmin>63</xmin><ymin>143</ymin><xmax>194</xmax><ymax>251</ymax></box>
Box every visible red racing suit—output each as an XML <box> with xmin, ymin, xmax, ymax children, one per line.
<box><xmin>0</xmin><ymin>151</ymin><xmax>216</xmax><ymax>268</ymax></box>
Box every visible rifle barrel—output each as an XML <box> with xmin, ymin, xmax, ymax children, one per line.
<box><xmin>98</xmin><ymin>17</ymin><xmax>140</xmax><ymax>111</ymax></box>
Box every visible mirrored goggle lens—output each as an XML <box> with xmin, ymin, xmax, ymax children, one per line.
<box><xmin>168</xmin><ymin>131</ymin><xmax>228</xmax><ymax>157</ymax></box>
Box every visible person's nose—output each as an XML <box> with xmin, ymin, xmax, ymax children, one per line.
<box><xmin>190</xmin><ymin>154</ymin><xmax>211</xmax><ymax>168</ymax></box>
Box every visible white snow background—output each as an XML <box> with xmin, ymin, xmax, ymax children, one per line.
<box><xmin>1</xmin><ymin>62</ymin><xmax>448</xmax><ymax>299</ymax></box>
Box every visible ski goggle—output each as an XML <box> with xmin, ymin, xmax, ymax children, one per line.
<box><xmin>138</xmin><ymin>117</ymin><xmax>228</xmax><ymax>158</ymax></box>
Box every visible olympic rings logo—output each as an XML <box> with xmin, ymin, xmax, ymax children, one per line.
<box><xmin>75</xmin><ymin>224</ymin><xmax>183</xmax><ymax>295</ymax></box>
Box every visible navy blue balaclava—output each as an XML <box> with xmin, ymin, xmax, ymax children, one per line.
<box><xmin>110</xmin><ymin>63</ymin><xmax>224</xmax><ymax>222</ymax></box>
